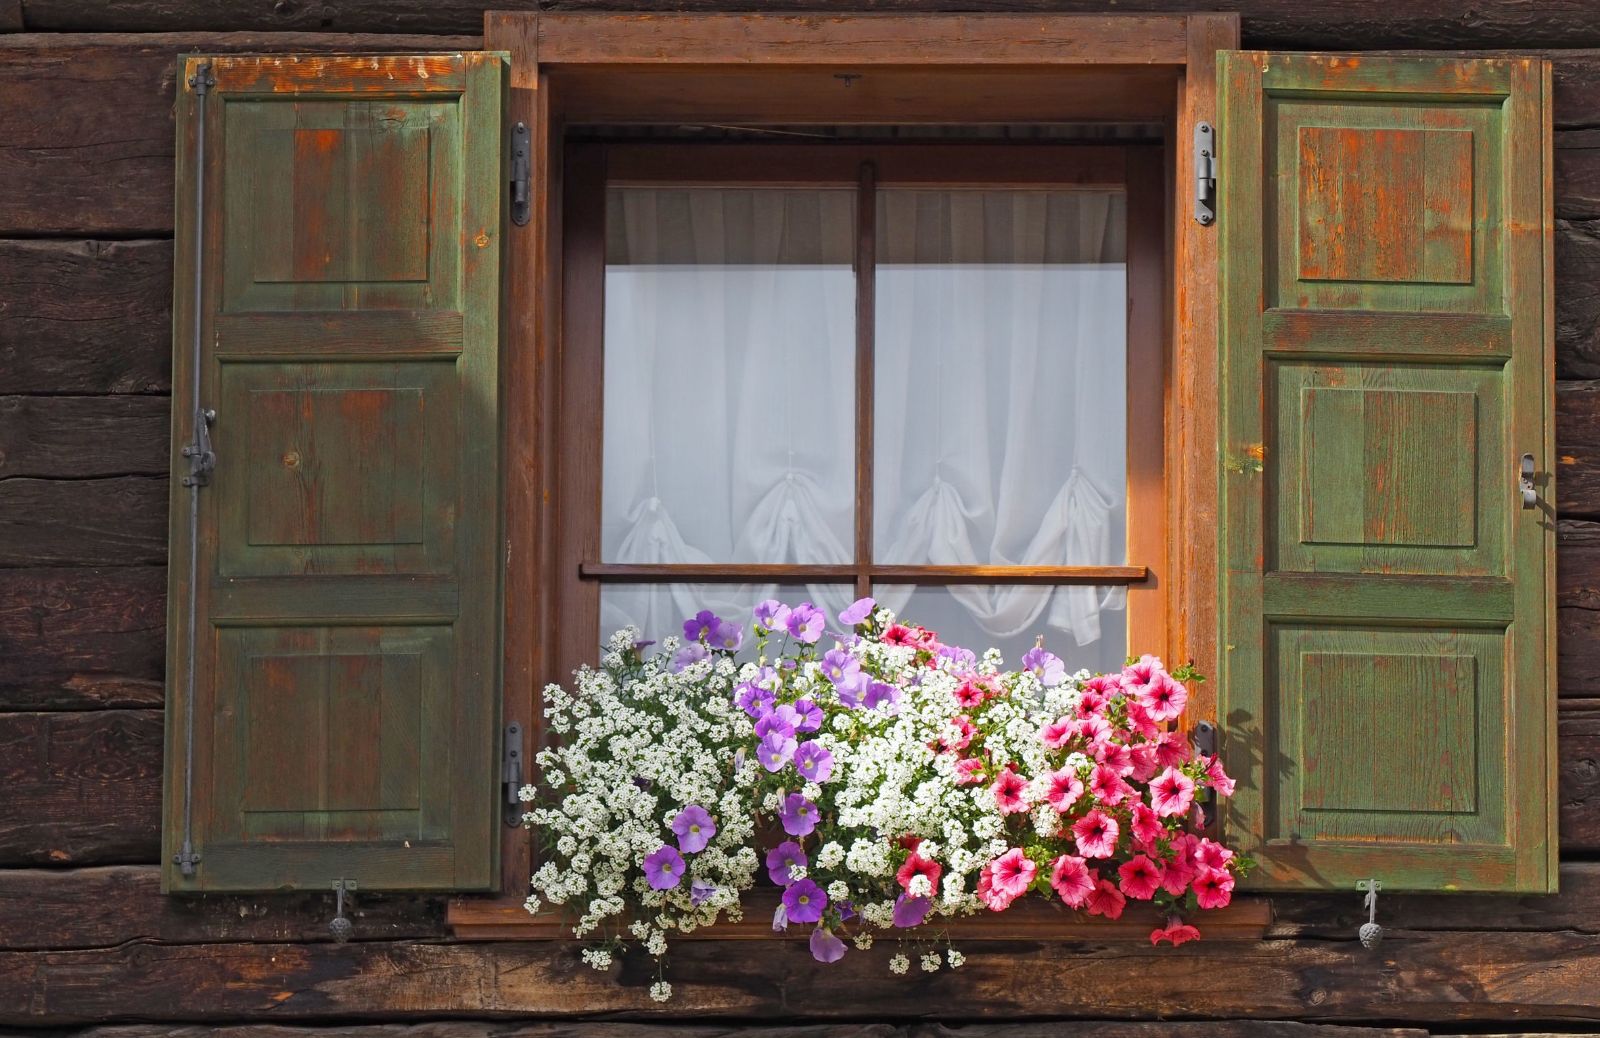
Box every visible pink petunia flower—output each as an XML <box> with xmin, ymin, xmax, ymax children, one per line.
<box><xmin>1121</xmin><ymin>654</ymin><xmax>1164</xmax><ymax>689</ymax></box>
<box><xmin>1129</xmin><ymin>744</ymin><xmax>1162</xmax><ymax>783</ymax></box>
<box><xmin>897</xmin><ymin>851</ymin><xmax>943</xmax><ymax>894</ymax></box>
<box><xmin>991</xmin><ymin>768</ymin><xmax>1030</xmax><ymax>815</ymax></box>
<box><xmin>1040</xmin><ymin>716</ymin><xmax>1076</xmax><ymax>749</ymax></box>
<box><xmin>1049</xmin><ymin>855</ymin><xmax>1096</xmax><ymax>908</ymax></box>
<box><xmin>1161</xmin><ymin>833</ymin><xmax>1200</xmax><ymax>896</ymax></box>
<box><xmin>1089</xmin><ymin>763</ymin><xmax>1134</xmax><ymax>807</ymax></box>
<box><xmin>1194</xmin><ymin>866</ymin><xmax>1235</xmax><ymax>909</ymax></box>
<box><xmin>1075</xmin><ymin>715</ymin><xmax>1112</xmax><ymax>746</ymax></box>
<box><xmin>1150</xmin><ymin>766</ymin><xmax>1197</xmax><ymax>817</ymax></box>
<box><xmin>1129</xmin><ymin>801</ymin><xmax>1165</xmax><ymax>850</ymax></box>
<box><xmin>1123</xmin><ymin>700</ymin><xmax>1162</xmax><ymax>740</ymax></box>
<box><xmin>953</xmin><ymin>756</ymin><xmax>987</xmax><ymax>785</ymax></box>
<box><xmin>1085</xmin><ymin>877</ymin><xmax>1127</xmax><ymax>919</ymax></box>
<box><xmin>1094</xmin><ymin>741</ymin><xmax>1134</xmax><ymax>776</ymax></box>
<box><xmin>954</xmin><ymin>680</ymin><xmax>987</xmax><ymax>708</ymax></box>
<box><xmin>1075</xmin><ymin>688</ymin><xmax>1109</xmax><ymax>718</ymax></box>
<box><xmin>936</xmin><ymin>714</ymin><xmax>977</xmax><ymax>754</ymax></box>
<box><xmin>979</xmin><ymin>848</ymin><xmax>1037</xmax><ymax>911</ymax></box>
<box><xmin>1206</xmin><ymin>755</ymin><xmax>1237</xmax><ymax>797</ymax></box>
<box><xmin>1045</xmin><ymin>767</ymin><xmax>1084</xmax><ymax>813</ymax></box>
<box><xmin>1154</xmin><ymin>729</ymin><xmax>1193</xmax><ymax>769</ymax></box>
<box><xmin>1134</xmin><ymin>670</ymin><xmax>1189</xmax><ymax>723</ymax></box>
<box><xmin>1072</xmin><ymin>808</ymin><xmax>1120</xmax><ymax>859</ymax></box>
<box><xmin>1150</xmin><ymin>919</ymin><xmax>1202</xmax><ymax>946</ymax></box>
<box><xmin>1118</xmin><ymin>854</ymin><xmax>1164</xmax><ymax>900</ymax></box>
<box><xmin>1194</xmin><ymin>837</ymin><xmax>1235</xmax><ymax>871</ymax></box>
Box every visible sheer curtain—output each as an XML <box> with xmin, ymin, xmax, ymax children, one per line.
<box><xmin>598</xmin><ymin>185</ymin><xmax>1128</xmax><ymax>661</ymax></box>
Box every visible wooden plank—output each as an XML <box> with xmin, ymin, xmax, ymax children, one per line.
<box><xmin>0</xmin><ymin>866</ymin><xmax>448</xmax><ymax>951</ymax></box>
<box><xmin>0</xmin><ymin>476</ymin><xmax>166</xmax><ymax>568</ymax></box>
<box><xmin>0</xmin><ymin>1026</ymin><xmax>1434</xmax><ymax>1038</ymax></box>
<box><xmin>0</xmin><ymin>709</ymin><xmax>161</xmax><ymax>866</ymax></box>
<box><xmin>0</xmin><ymin>396</ymin><xmax>167</xmax><ymax>480</ymax></box>
<box><xmin>1557</xmin><ymin>217</ymin><xmax>1600</xmax><ymax>378</ymax></box>
<box><xmin>12</xmin><ymin>931</ymin><xmax>1600</xmax><ymax>1023</ymax></box>
<box><xmin>1562</xmin><ymin>701</ymin><xmax>1600</xmax><ymax>851</ymax></box>
<box><xmin>1559</xmin><ymin>382</ymin><xmax>1600</xmax><ymax>515</ymax></box>
<box><xmin>0</xmin><ymin>33</ymin><xmax>480</xmax><ymax>236</ymax></box>
<box><xmin>0</xmin><ymin>239</ymin><xmax>171</xmax><ymax>395</ymax></box>
<box><xmin>0</xmin><ymin>567</ymin><xmax>165</xmax><ymax>711</ymax></box>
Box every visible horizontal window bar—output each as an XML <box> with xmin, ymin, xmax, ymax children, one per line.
<box><xmin>579</xmin><ymin>563</ymin><xmax>1148</xmax><ymax>585</ymax></box>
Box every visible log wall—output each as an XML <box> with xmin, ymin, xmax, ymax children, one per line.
<box><xmin>3</xmin><ymin>6</ymin><xmax>1600</xmax><ymax>1036</ymax></box>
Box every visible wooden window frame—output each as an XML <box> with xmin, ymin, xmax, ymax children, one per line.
<box><xmin>451</xmin><ymin>9</ymin><xmax>1264</xmax><ymax>939</ymax></box>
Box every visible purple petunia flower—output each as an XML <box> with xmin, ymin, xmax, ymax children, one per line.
<box><xmin>864</xmin><ymin>681</ymin><xmax>900</xmax><ymax>712</ymax></box>
<box><xmin>708</xmin><ymin>619</ymin><xmax>744</xmax><ymax>652</ymax></box>
<box><xmin>671</xmin><ymin>804</ymin><xmax>716</xmax><ymax>853</ymax></box>
<box><xmin>809</xmin><ymin>927</ymin><xmax>848</xmax><ymax>962</ymax></box>
<box><xmin>683</xmin><ymin>610</ymin><xmax>720</xmax><ymax>643</ymax></box>
<box><xmin>793</xmin><ymin>741</ymin><xmax>834</xmax><ymax>782</ymax></box>
<box><xmin>735</xmin><ymin>679</ymin><xmax>776</xmax><ymax>719</ymax></box>
<box><xmin>937</xmin><ymin>644</ymin><xmax>977</xmax><ymax>670</ymax></box>
<box><xmin>839</xmin><ymin>597</ymin><xmax>876</xmax><ymax>626</ymax></box>
<box><xmin>757</xmin><ymin>730</ymin><xmax>797</xmax><ymax>772</ymax></box>
<box><xmin>772</xmin><ymin>902</ymin><xmax>789</xmax><ymax>932</ymax></box>
<box><xmin>642</xmin><ymin>845</ymin><xmax>685</xmax><ymax>890</ymax></box>
<box><xmin>671</xmin><ymin>642</ymin><xmax>708</xmax><ymax>673</ymax></box>
<box><xmin>835</xmin><ymin>672</ymin><xmax>867</xmax><ymax>709</ymax></box>
<box><xmin>782</xmin><ymin>878</ymin><xmax>827</xmax><ymax>924</ymax></box>
<box><xmin>1021</xmin><ymin>646</ymin><xmax>1067</xmax><ymax>688</ymax></box>
<box><xmin>820</xmin><ymin>648</ymin><xmax>862</xmax><ymax>688</ymax></box>
<box><xmin>690</xmin><ymin>879</ymin><xmax>719</xmax><ymax>906</ymax></box>
<box><xmin>892</xmin><ymin>893</ymin><xmax>931</xmax><ymax>928</ymax></box>
<box><xmin>779</xmin><ymin>792</ymin><xmax>819</xmax><ymax>837</ymax></box>
<box><xmin>765</xmin><ymin>840</ymin><xmax>807</xmax><ymax>885</ymax></box>
<box><xmin>791</xmin><ymin>698</ymin><xmax>823</xmax><ymax>732</ymax></box>
<box><xmin>786</xmin><ymin>602</ymin><xmax>826</xmax><ymax>644</ymax></box>
<box><xmin>755</xmin><ymin>705</ymin><xmax>798</xmax><ymax>740</ymax></box>
<box><xmin>753</xmin><ymin>599</ymin><xmax>791</xmax><ymax>632</ymax></box>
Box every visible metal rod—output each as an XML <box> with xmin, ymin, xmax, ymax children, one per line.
<box><xmin>176</xmin><ymin>60</ymin><xmax>214</xmax><ymax>879</ymax></box>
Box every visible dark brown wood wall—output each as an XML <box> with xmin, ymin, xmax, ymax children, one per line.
<box><xmin>3</xmin><ymin>4</ymin><xmax>1600</xmax><ymax>1035</ymax></box>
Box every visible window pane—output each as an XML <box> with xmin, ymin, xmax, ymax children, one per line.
<box><xmin>873</xmin><ymin>190</ymin><xmax>1129</xmax><ymax>586</ymax></box>
<box><xmin>600</xmin><ymin>583</ymin><xmax>856</xmax><ymax>660</ymax></box>
<box><xmin>602</xmin><ymin>188</ymin><xmax>857</xmax><ymax>565</ymax></box>
<box><xmin>875</xmin><ymin>584</ymin><xmax>1126</xmax><ymax>677</ymax></box>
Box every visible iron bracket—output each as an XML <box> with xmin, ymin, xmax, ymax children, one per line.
<box><xmin>180</xmin><ymin>408</ymin><xmax>216</xmax><ymax>488</ymax></box>
<box><xmin>1520</xmin><ymin>452</ymin><xmax>1538</xmax><ymax>509</ymax></box>
<box><xmin>329</xmin><ymin>879</ymin><xmax>357</xmax><ymax>943</ymax></box>
<box><xmin>1194</xmin><ymin>121</ymin><xmax>1217</xmax><ymax>226</ymax></box>
<box><xmin>1192</xmin><ymin>720</ymin><xmax>1219</xmax><ymax>828</ymax></box>
<box><xmin>510</xmin><ymin>122</ymin><xmax>531</xmax><ymax>227</ymax></box>
<box><xmin>503</xmin><ymin>722</ymin><xmax>524</xmax><ymax>827</ymax></box>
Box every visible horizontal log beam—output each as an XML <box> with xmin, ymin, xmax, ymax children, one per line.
<box><xmin>0</xmin><ymin>476</ymin><xmax>166</xmax><ymax>568</ymax></box>
<box><xmin>0</xmin><ymin>239</ymin><xmax>172</xmax><ymax>395</ymax></box>
<box><xmin>0</xmin><ymin>33</ymin><xmax>479</xmax><ymax>236</ymax></box>
<box><xmin>0</xmin><ymin>566</ymin><xmax>166</xmax><ymax>711</ymax></box>
<box><xmin>0</xmin><ymin>866</ymin><xmax>446</xmax><ymax>951</ymax></box>
<box><xmin>8</xmin><ymin>929</ymin><xmax>1600</xmax><ymax>1024</ymax></box>
<box><xmin>0</xmin><ymin>709</ymin><xmax>161</xmax><ymax>866</ymax></box>
<box><xmin>0</xmin><ymin>397</ymin><xmax>168</xmax><ymax>480</ymax></box>
<box><xmin>36</xmin><ymin>1026</ymin><xmax>1434</xmax><ymax>1038</ymax></box>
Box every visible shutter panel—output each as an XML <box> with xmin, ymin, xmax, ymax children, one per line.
<box><xmin>163</xmin><ymin>53</ymin><xmax>504</xmax><ymax>892</ymax></box>
<box><xmin>1217</xmin><ymin>53</ymin><xmax>1556</xmax><ymax>892</ymax></box>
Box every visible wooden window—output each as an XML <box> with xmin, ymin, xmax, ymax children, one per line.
<box><xmin>548</xmin><ymin>142</ymin><xmax>1167</xmax><ymax>686</ymax></box>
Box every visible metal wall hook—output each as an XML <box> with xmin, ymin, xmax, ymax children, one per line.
<box><xmin>1357</xmin><ymin>879</ymin><xmax>1382</xmax><ymax>949</ymax></box>
<box><xmin>329</xmin><ymin>879</ymin><xmax>357</xmax><ymax>943</ymax></box>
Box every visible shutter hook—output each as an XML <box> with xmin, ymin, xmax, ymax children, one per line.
<box><xmin>1357</xmin><ymin>879</ymin><xmax>1382</xmax><ymax>949</ymax></box>
<box><xmin>329</xmin><ymin>879</ymin><xmax>357</xmax><ymax>943</ymax></box>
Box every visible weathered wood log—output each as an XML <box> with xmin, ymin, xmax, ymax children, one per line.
<box><xmin>0</xmin><ymin>397</ymin><xmax>168</xmax><ymax>480</ymax></box>
<box><xmin>0</xmin><ymin>566</ymin><xmax>165</xmax><ymax>711</ymax></box>
<box><xmin>0</xmin><ymin>866</ymin><xmax>448</xmax><ymax>951</ymax></box>
<box><xmin>1558</xmin><ymin>220</ymin><xmax>1600</xmax><ymax>379</ymax></box>
<box><xmin>0</xmin><ymin>709</ymin><xmax>161</xmax><ymax>866</ymax></box>
<box><xmin>0</xmin><ymin>239</ymin><xmax>172</xmax><ymax>395</ymax></box>
<box><xmin>0</xmin><ymin>476</ymin><xmax>166</xmax><ymax>568</ymax></box>
<box><xmin>7</xmin><ymin>1</ymin><xmax>1600</xmax><ymax>51</ymax></box>
<box><xmin>40</xmin><ymin>1025</ymin><xmax>1433</xmax><ymax>1038</ymax></box>
<box><xmin>7</xmin><ymin>930</ymin><xmax>1600</xmax><ymax>1024</ymax></box>
<box><xmin>0</xmin><ymin>33</ymin><xmax>479</xmax><ymax>237</ymax></box>
<box><xmin>1563</xmin><ymin>702</ymin><xmax>1600</xmax><ymax>852</ymax></box>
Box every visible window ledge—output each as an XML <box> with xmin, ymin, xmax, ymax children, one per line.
<box><xmin>448</xmin><ymin>892</ymin><xmax>1272</xmax><ymax>941</ymax></box>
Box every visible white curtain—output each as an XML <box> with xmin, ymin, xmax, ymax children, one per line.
<box><xmin>599</xmin><ymin>186</ymin><xmax>1128</xmax><ymax>659</ymax></box>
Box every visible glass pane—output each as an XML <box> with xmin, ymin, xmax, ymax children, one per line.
<box><xmin>600</xmin><ymin>583</ymin><xmax>857</xmax><ymax>661</ymax></box>
<box><xmin>602</xmin><ymin>187</ymin><xmax>857</xmax><ymax>564</ymax></box>
<box><xmin>873</xmin><ymin>190</ymin><xmax>1129</xmax><ymax>582</ymax></box>
<box><xmin>874</xmin><ymin>584</ymin><xmax>1126</xmax><ymax>677</ymax></box>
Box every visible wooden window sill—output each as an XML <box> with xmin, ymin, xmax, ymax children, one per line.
<box><xmin>447</xmin><ymin>892</ymin><xmax>1272</xmax><ymax>941</ymax></box>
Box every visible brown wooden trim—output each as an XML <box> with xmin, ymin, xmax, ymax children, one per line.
<box><xmin>578</xmin><ymin>563</ymin><xmax>1150</xmax><ymax>585</ymax></box>
<box><xmin>534</xmin><ymin>13</ymin><xmax>1191</xmax><ymax>68</ymax></box>
<box><xmin>854</xmin><ymin>160</ymin><xmax>876</xmax><ymax>601</ymax></box>
<box><xmin>603</xmin><ymin>143</ymin><xmax>1133</xmax><ymax>187</ymax></box>
<box><xmin>450</xmin><ymin>890</ymin><xmax>1272</xmax><ymax>941</ymax></box>
<box><xmin>1125</xmin><ymin>145</ymin><xmax>1170</xmax><ymax>661</ymax></box>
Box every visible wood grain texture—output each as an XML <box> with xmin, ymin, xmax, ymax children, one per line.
<box><xmin>1562</xmin><ymin>701</ymin><xmax>1600</xmax><ymax>851</ymax></box>
<box><xmin>0</xmin><ymin>566</ymin><xmax>166</xmax><ymax>711</ymax></box>
<box><xmin>0</xmin><ymin>709</ymin><xmax>161</xmax><ymax>866</ymax></box>
<box><xmin>11</xmin><ymin>931</ymin><xmax>1600</xmax><ymax>1024</ymax></box>
<box><xmin>0</xmin><ymin>866</ymin><xmax>447</xmax><ymax>951</ymax></box>
<box><xmin>0</xmin><ymin>476</ymin><xmax>166</xmax><ymax>568</ymax></box>
<box><xmin>0</xmin><ymin>1026</ymin><xmax>1434</xmax><ymax>1038</ymax></box>
<box><xmin>0</xmin><ymin>33</ymin><xmax>479</xmax><ymax>236</ymax></box>
<box><xmin>0</xmin><ymin>239</ymin><xmax>171</xmax><ymax>395</ymax></box>
<box><xmin>0</xmin><ymin>397</ymin><xmax>167</xmax><ymax>479</ymax></box>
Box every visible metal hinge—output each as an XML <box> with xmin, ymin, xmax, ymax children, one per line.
<box><xmin>1520</xmin><ymin>452</ymin><xmax>1539</xmax><ymax>508</ymax></box>
<box><xmin>188</xmin><ymin>61</ymin><xmax>215</xmax><ymax>95</ymax></box>
<box><xmin>502</xmin><ymin>722</ymin><xmax>524</xmax><ymax>827</ymax></box>
<box><xmin>1192</xmin><ymin>720</ymin><xmax>1219</xmax><ymax>828</ymax></box>
<box><xmin>180</xmin><ymin>408</ymin><xmax>216</xmax><ymax>487</ymax></box>
<box><xmin>328</xmin><ymin>879</ymin><xmax>357</xmax><ymax>943</ymax></box>
<box><xmin>1194</xmin><ymin>121</ymin><xmax>1217</xmax><ymax>226</ymax></box>
<box><xmin>510</xmin><ymin>122</ymin><xmax>531</xmax><ymax>227</ymax></box>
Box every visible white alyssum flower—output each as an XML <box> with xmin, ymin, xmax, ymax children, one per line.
<box><xmin>889</xmin><ymin>954</ymin><xmax>911</xmax><ymax>975</ymax></box>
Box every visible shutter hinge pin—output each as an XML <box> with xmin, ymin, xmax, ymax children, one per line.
<box><xmin>188</xmin><ymin>61</ymin><xmax>215</xmax><ymax>95</ymax></box>
<box><xmin>510</xmin><ymin>122</ymin><xmax>531</xmax><ymax>227</ymax></box>
<box><xmin>503</xmin><ymin>722</ymin><xmax>525</xmax><ymax>827</ymax></box>
<box><xmin>173</xmin><ymin>842</ymin><xmax>201</xmax><ymax>876</ymax></box>
<box><xmin>180</xmin><ymin>408</ymin><xmax>216</xmax><ymax>487</ymax></box>
<box><xmin>1357</xmin><ymin>879</ymin><xmax>1383</xmax><ymax>949</ymax></box>
<box><xmin>1194</xmin><ymin>121</ymin><xmax>1217</xmax><ymax>226</ymax></box>
<box><xmin>329</xmin><ymin>879</ymin><xmax>357</xmax><ymax>943</ymax></box>
<box><xmin>1191</xmin><ymin>720</ymin><xmax>1219</xmax><ymax>829</ymax></box>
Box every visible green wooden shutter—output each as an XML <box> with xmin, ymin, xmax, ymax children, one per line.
<box><xmin>162</xmin><ymin>53</ymin><xmax>504</xmax><ymax>892</ymax></box>
<box><xmin>1217</xmin><ymin>53</ymin><xmax>1556</xmax><ymax>893</ymax></box>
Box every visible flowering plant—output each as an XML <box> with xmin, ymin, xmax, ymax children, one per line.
<box><xmin>525</xmin><ymin>598</ymin><xmax>1249</xmax><ymax>999</ymax></box>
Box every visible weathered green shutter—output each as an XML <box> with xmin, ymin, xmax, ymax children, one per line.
<box><xmin>1217</xmin><ymin>53</ymin><xmax>1556</xmax><ymax>892</ymax></box>
<box><xmin>163</xmin><ymin>53</ymin><xmax>504</xmax><ymax>892</ymax></box>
